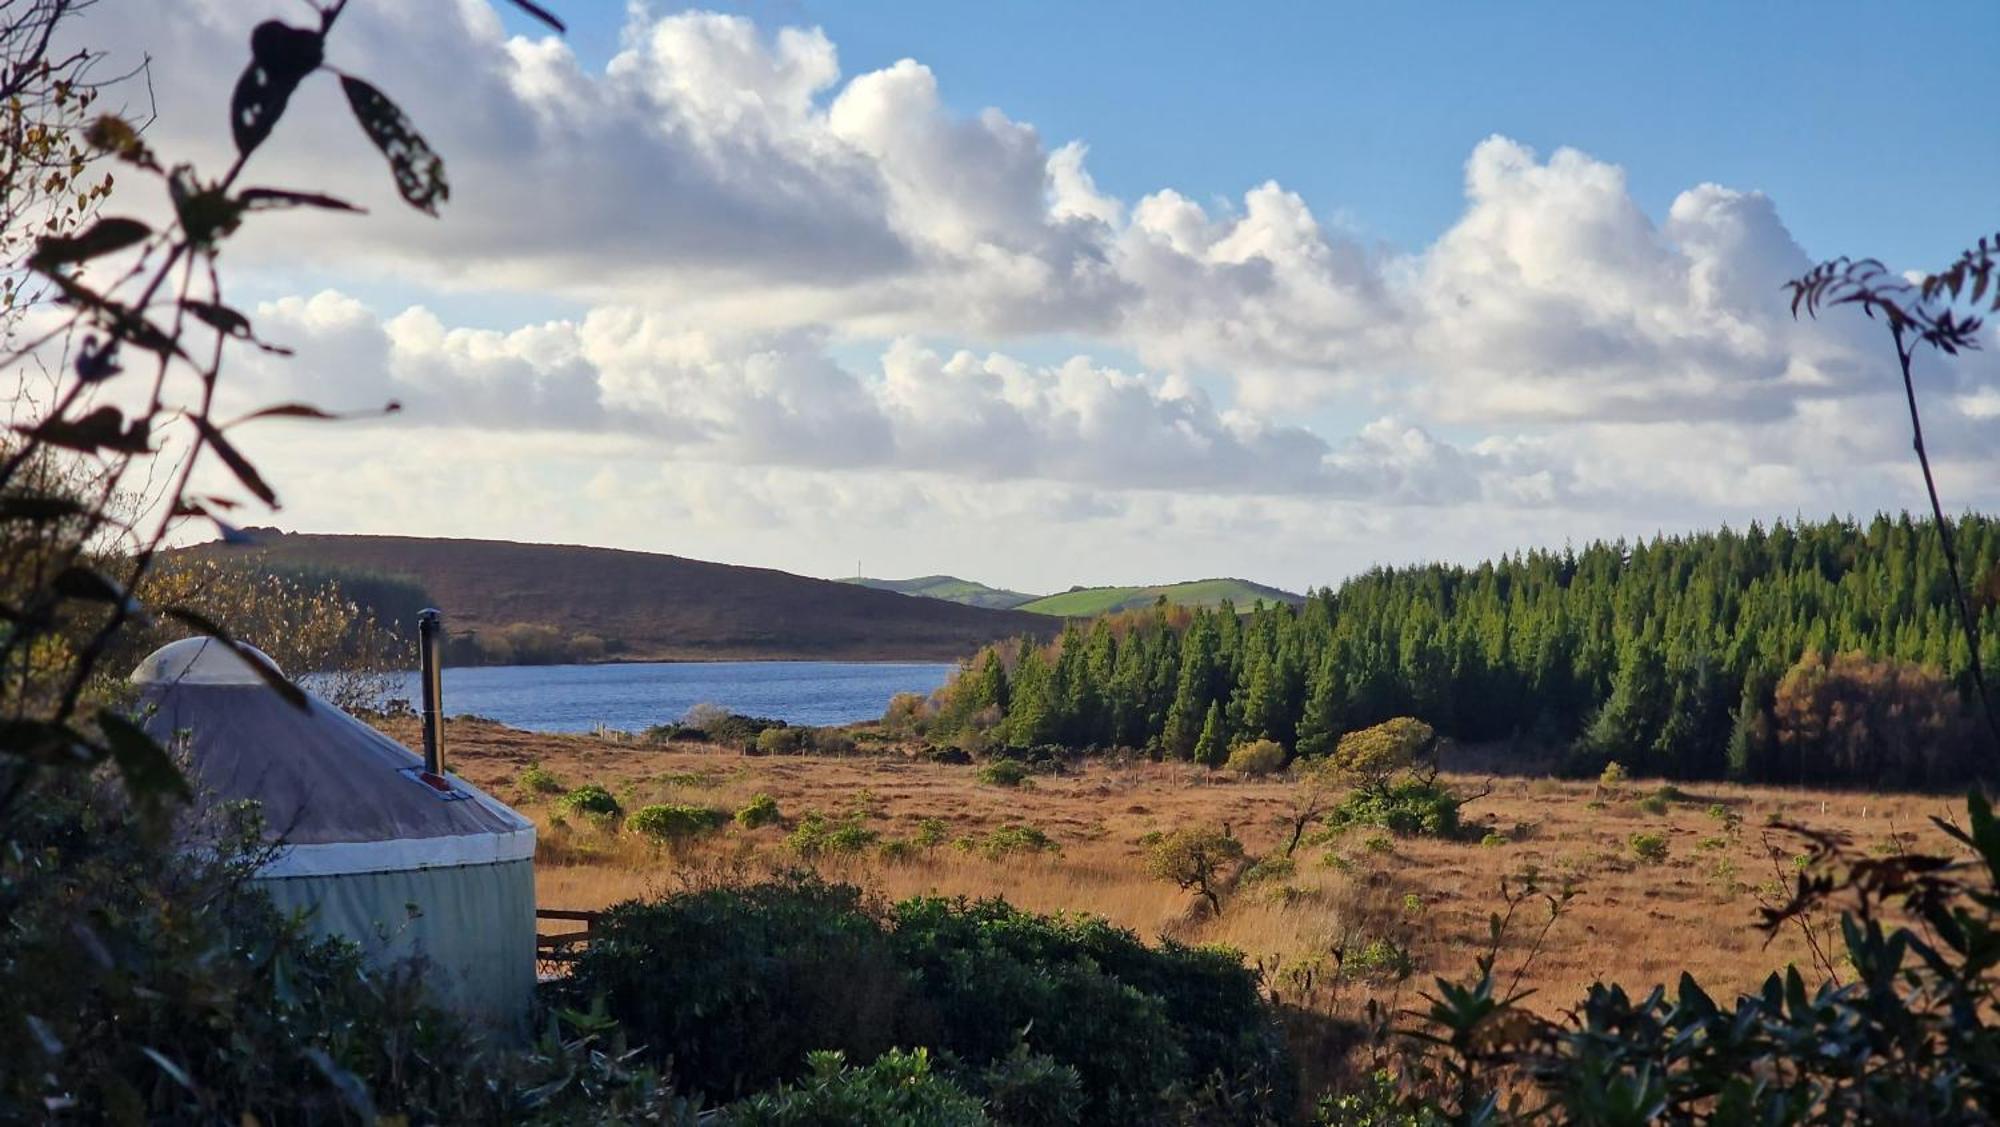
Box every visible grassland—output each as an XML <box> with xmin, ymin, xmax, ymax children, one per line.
<box><xmin>840</xmin><ymin>574</ymin><xmax>1041</xmax><ymax>610</ymax></box>
<box><xmin>1016</xmin><ymin>577</ymin><xmax>1304</xmax><ymax>616</ymax></box>
<box><xmin>399</xmin><ymin>713</ymin><xmax>1962</xmax><ymax>1059</ymax></box>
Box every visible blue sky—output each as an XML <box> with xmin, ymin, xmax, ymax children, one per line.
<box><xmin>525</xmin><ymin>0</ymin><xmax>1999</xmax><ymax>273</ymax></box>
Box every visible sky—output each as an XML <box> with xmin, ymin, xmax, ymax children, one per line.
<box><xmin>51</xmin><ymin>0</ymin><xmax>2000</xmax><ymax>594</ymax></box>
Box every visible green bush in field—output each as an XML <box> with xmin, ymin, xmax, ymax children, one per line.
<box><xmin>787</xmin><ymin>812</ymin><xmax>879</xmax><ymax>859</ymax></box>
<box><xmin>877</xmin><ymin>839</ymin><xmax>920</xmax><ymax>865</ymax></box>
<box><xmin>755</xmin><ymin>727</ymin><xmax>807</xmax><ymax>756</ymax></box>
<box><xmin>736</xmin><ymin>792</ymin><xmax>783</xmax><ymax>829</ymax></box>
<box><xmin>628</xmin><ymin>803</ymin><xmax>727</xmax><ymax>843</ymax></box>
<box><xmin>559</xmin><ymin>783</ymin><xmax>623</xmax><ymax>820</ymax></box>
<box><xmin>913</xmin><ymin>817</ymin><xmax>950</xmax><ymax>852</ymax></box>
<box><xmin>518</xmin><ymin>762</ymin><xmax>563</xmax><ymax>794</ymax></box>
<box><xmin>1327</xmin><ymin>778</ymin><xmax>1463</xmax><ymax>838</ymax></box>
<box><xmin>974</xmin><ymin>823</ymin><xmax>1060</xmax><ymax>860</ymax></box>
<box><xmin>1630</xmin><ymin>831</ymin><xmax>1670</xmax><ymax>864</ymax></box>
<box><xmin>1225</xmin><ymin>738</ymin><xmax>1287</xmax><ymax>777</ymax></box>
<box><xmin>1636</xmin><ymin>793</ymin><xmax>1671</xmax><ymax>816</ymax></box>
<box><xmin>977</xmin><ymin>759</ymin><xmax>1033</xmax><ymax>788</ymax></box>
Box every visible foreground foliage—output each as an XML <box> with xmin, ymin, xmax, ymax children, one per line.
<box><xmin>553</xmin><ymin>875</ymin><xmax>1294</xmax><ymax>1125</ymax></box>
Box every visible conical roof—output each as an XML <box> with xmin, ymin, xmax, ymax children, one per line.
<box><xmin>131</xmin><ymin>640</ymin><xmax>533</xmax><ymax>878</ymax></box>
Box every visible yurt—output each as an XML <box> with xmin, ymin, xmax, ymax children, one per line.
<box><xmin>130</xmin><ymin>631</ymin><xmax>536</xmax><ymax>1033</ymax></box>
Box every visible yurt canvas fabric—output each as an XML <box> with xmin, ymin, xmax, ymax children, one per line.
<box><xmin>132</xmin><ymin>638</ymin><xmax>536</xmax><ymax>1031</ymax></box>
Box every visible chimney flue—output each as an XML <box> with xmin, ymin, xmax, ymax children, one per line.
<box><xmin>418</xmin><ymin>608</ymin><xmax>445</xmax><ymax>778</ymax></box>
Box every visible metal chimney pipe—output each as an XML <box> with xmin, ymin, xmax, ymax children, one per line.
<box><xmin>418</xmin><ymin>608</ymin><xmax>445</xmax><ymax>778</ymax></box>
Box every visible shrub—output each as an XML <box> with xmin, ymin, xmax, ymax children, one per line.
<box><xmin>1327</xmin><ymin>778</ymin><xmax>1463</xmax><ymax>838</ymax></box>
<box><xmin>1341</xmin><ymin>936</ymin><xmax>1415</xmax><ymax>981</ymax></box>
<box><xmin>628</xmin><ymin>803</ymin><xmax>727</xmax><ymax>843</ymax></box>
<box><xmin>1144</xmin><ymin>825</ymin><xmax>1245</xmax><ymax>914</ymax></box>
<box><xmin>1361</xmin><ymin>833</ymin><xmax>1395</xmax><ymax>854</ymax></box>
<box><xmin>1331</xmin><ymin>718</ymin><xmax>1437</xmax><ymax>790</ymax></box>
<box><xmin>975</xmin><ymin>823</ymin><xmax>1060</xmax><ymax>859</ymax></box>
<box><xmin>559</xmin><ymin>783</ymin><xmax>623</xmax><ymax>820</ymax></box>
<box><xmin>736</xmin><ymin>792</ymin><xmax>783</xmax><ymax>829</ymax></box>
<box><xmin>1636</xmin><ymin>793</ymin><xmax>1671</xmax><ymax>816</ymax></box>
<box><xmin>756</xmin><ymin>727</ymin><xmax>807</xmax><ymax>756</ymax></box>
<box><xmin>1599</xmin><ymin>761</ymin><xmax>1629</xmax><ymax>789</ymax></box>
<box><xmin>1480</xmin><ymin>832</ymin><xmax>1509</xmax><ymax>848</ymax></box>
<box><xmin>787</xmin><ymin>812</ymin><xmax>880</xmax><ymax>859</ymax></box>
<box><xmin>977</xmin><ymin>759</ymin><xmax>1033</xmax><ymax>788</ymax></box>
<box><xmin>975</xmin><ymin>1044</ymin><xmax>1086</xmax><ymax>1126</ymax></box>
<box><xmin>1630</xmin><ymin>831</ymin><xmax>1669</xmax><ymax>864</ymax></box>
<box><xmin>1240</xmin><ymin>855</ymin><xmax>1296</xmax><ymax>886</ymax></box>
<box><xmin>913</xmin><ymin>817</ymin><xmax>950</xmax><ymax>852</ymax></box>
<box><xmin>807</xmin><ymin>728</ymin><xmax>859</xmax><ymax>757</ymax></box>
<box><xmin>1225</xmin><ymin>738</ymin><xmax>1287</xmax><ymax>777</ymax></box>
<box><xmin>557</xmin><ymin>876</ymin><xmax>1293</xmax><ymax>1124</ymax></box>
<box><xmin>518</xmin><ymin>762</ymin><xmax>563</xmax><ymax>794</ymax></box>
<box><xmin>877</xmin><ymin>839</ymin><xmax>920</xmax><ymax>865</ymax></box>
<box><xmin>718</xmin><ymin>1048</ymin><xmax>988</xmax><ymax>1126</ymax></box>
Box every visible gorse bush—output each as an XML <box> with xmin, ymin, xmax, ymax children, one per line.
<box><xmin>786</xmin><ymin>811</ymin><xmax>879</xmax><ymax>858</ymax></box>
<box><xmin>519</xmin><ymin>762</ymin><xmax>564</xmax><ymax>794</ymax></box>
<box><xmin>1225</xmin><ymin>738</ymin><xmax>1287</xmax><ymax>777</ymax></box>
<box><xmin>554</xmin><ymin>876</ymin><xmax>1292</xmax><ymax>1125</ymax></box>
<box><xmin>628</xmin><ymin>803</ymin><xmax>727</xmax><ymax>843</ymax></box>
<box><xmin>1327</xmin><ymin>778</ymin><xmax>1463</xmax><ymax>838</ymax></box>
<box><xmin>558</xmin><ymin>783</ymin><xmax>623</xmax><ymax>820</ymax></box>
<box><xmin>735</xmin><ymin>792</ymin><xmax>782</xmax><ymax>829</ymax></box>
<box><xmin>977</xmin><ymin>759</ymin><xmax>1033</xmax><ymax>788</ymax></box>
<box><xmin>1629</xmin><ymin>831</ymin><xmax>1669</xmax><ymax>863</ymax></box>
<box><xmin>969</xmin><ymin>823</ymin><xmax>1060</xmax><ymax>859</ymax></box>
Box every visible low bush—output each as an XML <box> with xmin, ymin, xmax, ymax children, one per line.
<box><xmin>556</xmin><ymin>876</ymin><xmax>1293</xmax><ymax>1124</ymax></box>
<box><xmin>628</xmin><ymin>803</ymin><xmax>727</xmax><ymax>843</ymax></box>
<box><xmin>1240</xmin><ymin>855</ymin><xmax>1296</xmax><ymax>885</ymax></box>
<box><xmin>972</xmin><ymin>823</ymin><xmax>1060</xmax><ymax>859</ymax></box>
<box><xmin>736</xmin><ymin>792</ymin><xmax>783</xmax><ymax>829</ymax></box>
<box><xmin>1636</xmin><ymin>793</ymin><xmax>1671</xmax><ymax>816</ymax></box>
<box><xmin>1144</xmin><ymin>825</ymin><xmax>1245</xmax><ymax>914</ymax></box>
<box><xmin>786</xmin><ymin>812</ymin><xmax>880</xmax><ymax>858</ymax></box>
<box><xmin>755</xmin><ymin>726</ymin><xmax>808</xmax><ymax>756</ymax></box>
<box><xmin>558</xmin><ymin>783</ymin><xmax>623</xmax><ymax>820</ymax></box>
<box><xmin>1629</xmin><ymin>831</ymin><xmax>1669</xmax><ymax>864</ymax></box>
<box><xmin>1599</xmin><ymin>761</ymin><xmax>1629</xmax><ymax>789</ymax></box>
<box><xmin>718</xmin><ymin>1048</ymin><xmax>988</xmax><ymax>1126</ymax></box>
<box><xmin>977</xmin><ymin>759</ymin><xmax>1033</xmax><ymax>788</ymax></box>
<box><xmin>877</xmin><ymin>839</ymin><xmax>920</xmax><ymax>864</ymax></box>
<box><xmin>518</xmin><ymin>762</ymin><xmax>564</xmax><ymax>794</ymax></box>
<box><xmin>1225</xmin><ymin>738</ymin><xmax>1287</xmax><ymax>777</ymax></box>
<box><xmin>1341</xmin><ymin>936</ymin><xmax>1415</xmax><ymax>982</ymax></box>
<box><xmin>1327</xmin><ymin>778</ymin><xmax>1464</xmax><ymax>838</ymax></box>
<box><xmin>913</xmin><ymin>817</ymin><xmax>950</xmax><ymax>851</ymax></box>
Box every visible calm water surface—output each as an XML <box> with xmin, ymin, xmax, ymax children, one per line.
<box><xmin>392</xmin><ymin>661</ymin><xmax>953</xmax><ymax>733</ymax></box>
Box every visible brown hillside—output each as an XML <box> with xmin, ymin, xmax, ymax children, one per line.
<box><xmin>180</xmin><ymin>531</ymin><xmax>1056</xmax><ymax>661</ymax></box>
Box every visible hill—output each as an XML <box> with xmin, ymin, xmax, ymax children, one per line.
<box><xmin>1015</xmin><ymin>577</ymin><xmax>1304</xmax><ymax>617</ymax></box>
<box><xmin>177</xmin><ymin>531</ymin><xmax>1056</xmax><ymax>662</ymax></box>
<box><xmin>839</xmin><ymin>574</ymin><xmax>1041</xmax><ymax>610</ymax></box>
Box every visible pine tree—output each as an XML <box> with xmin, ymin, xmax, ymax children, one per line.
<box><xmin>1295</xmin><ymin>652</ymin><xmax>1343</xmax><ymax>758</ymax></box>
<box><xmin>1194</xmin><ymin>699</ymin><xmax>1228</xmax><ymax>768</ymax></box>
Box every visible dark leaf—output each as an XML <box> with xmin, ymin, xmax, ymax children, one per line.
<box><xmin>29</xmin><ymin>216</ymin><xmax>151</xmax><ymax>270</ymax></box>
<box><xmin>170</xmin><ymin>171</ymin><xmax>249</xmax><ymax>251</ymax></box>
<box><xmin>84</xmin><ymin>115</ymin><xmax>160</xmax><ymax>170</ymax></box>
<box><xmin>231</xmin><ymin>21</ymin><xmax>324</xmax><ymax>156</ymax></box>
<box><xmin>238</xmin><ymin>187</ymin><xmax>364</xmax><ymax>214</ymax></box>
<box><xmin>162</xmin><ymin>606</ymin><xmax>308</xmax><ymax>709</ymax></box>
<box><xmin>183</xmin><ymin>300</ymin><xmax>293</xmax><ymax>355</ymax></box>
<box><xmin>503</xmin><ymin>0</ymin><xmax>567</xmax><ymax>32</ymax></box>
<box><xmin>75</xmin><ymin>334</ymin><xmax>122</xmax><ymax>381</ymax></box>
<box><xmin>0</xmin><ymin>495</ymin><xmax>86</xmax><ymax>523</ymax></box>
<box><xmin>230</xmin><ymin>400</ymin><xmax>401</xmax><ymax>425</ymax></box>
<box><xmin>98</xmin><ymin>710</ymin><xmax>191</xmax><ymax>806</ymax></box>
<box><xmin>191</xmin><ymin>417</ymin><xmax>278</xmax><ymax>507</ymax></box>
<box><xmin>20</xmin><ymin>406</ymin><xmax>150</xmax><ymax>454</ymax></box>
<box><xmin>52</xmin><ymin>566</ymin><xmax>129</xmax><ymax>605</ymax></box>
<box><xmin>340</xmin><ymin>76</ymin><xmax>448</xmax><ymax>215</ymax></box>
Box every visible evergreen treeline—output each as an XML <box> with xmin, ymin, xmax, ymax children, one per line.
<box><xmin>922</xmin><ymin>514</ymin><xmax>2000</xmax><ymax>786</ymax></box>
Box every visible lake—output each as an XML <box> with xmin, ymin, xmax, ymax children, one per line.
<box><xmin>390</xmin><ymin>660</ymin><xmax>955</xmax><ymax>734</ymax></box>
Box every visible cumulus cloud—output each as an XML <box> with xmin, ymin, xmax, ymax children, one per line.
<box><xmin>233</xmin><ymin>291</ymin><xmax>1565</xmax><ymax>505</ymax></box>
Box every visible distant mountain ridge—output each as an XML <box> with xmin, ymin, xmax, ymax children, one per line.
<box><xmin>840</xmin><ymin>575</ymin><xmax>1041</xmax><ymax>610</ymax></box>
<box><xmin>1016</xmin><ymin>578</ymin><xmax>1304</xmax><ymax>617</ymax></box>
<box><xmin>845</xmin><ymin>573</ymin><xmax>1304</xmax><ymax>617</ymax></box>
<box><xmin>177</xmin><ymin>531</ymin><xmax>1056</xmax><ymax>662</ymax></box>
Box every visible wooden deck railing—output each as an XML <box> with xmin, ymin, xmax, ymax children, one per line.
<box><xmin>535</xmin><ymin>908</ymin><xmax>603</xmax><ymax>978</ymax></box>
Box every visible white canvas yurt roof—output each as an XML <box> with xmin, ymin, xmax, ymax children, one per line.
<box><xmin>131</xmin><ymin>636</ymin><xmax>536</xmax><ymax>1030</ymax></box>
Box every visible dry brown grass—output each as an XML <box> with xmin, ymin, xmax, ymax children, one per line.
<box><xmin>391</xmin><ymin>716</ymin><xmax>1967</xmax><ymax>1021</ymax></box>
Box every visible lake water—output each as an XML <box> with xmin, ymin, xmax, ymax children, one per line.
<box><xmin>390</xmin><ymin>661</ymin><xmax>955</xmax><ymax>734</ymax></box>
